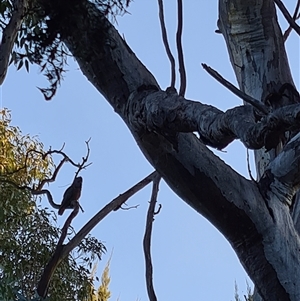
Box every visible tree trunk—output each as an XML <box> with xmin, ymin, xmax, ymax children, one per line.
<box><xmin>38</xmin><ymin>0</ymin><xmax>300</xmax><ymax>300</ymax></box>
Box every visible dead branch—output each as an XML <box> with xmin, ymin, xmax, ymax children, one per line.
<box><xmin>154</xmin><ymin>203</ymin><xmax>162</xmax><ymax>215</ymax></box>
<box><xmin>0</xmin><ymin>141</ymin><xmax>91</xmax><ymax>209</ymax></box>
<box><xmin>63</xmin><ymin>171</ymin><xmax>158</xmax><ymax>252</ymax></box>
<box><xmin>176</xmin><ymin>0</ymin><xmax>186</xmax><ymax>97</ymax></box>
<box><xmin>0</xmin><ymin>0</ymin><xmax>27</xmax><ymax>85</ymax></box>
<box><xmin>202</xmin><ymin>63</ymin><xmax>269</xmax><ymax>114</ymax></box>
<box><xmin>38</xmin><ymin>139</ymin><xmax>91</xmax><ymax>190</ymax></box>
<box><xmin>283</xmin><ymin>0</ymin><xmax>300</xmax><ymax>41</ymax></box>
<box><xmin>42</xmin><ymin>139</ymin><xmax>92</xmax><ymax>180</ymax></box>
<box><xmin>274</xmin><ymin>0</ymin><xmax>300</xmax><ymax>36</ymax></box>
<box><xmin>36</xmin><ymin>170</ymin><xmax>158</xmax><ymax>298</ymax></box>
<box><xmin>37</xmin><ymin>203</ymin><xmax>80</xmax><ymax>298</ymax></box>
<box><xmin>157</xmin><ymin>0</ymin><xmax>176</xmax><ymax>89</ymax></box>
<box><xmin>119</xmin><ymin>204</ymin><xmax>140</xmax><ymax>210</ymax></box>
<box><xmin>75</xmin><ymin>138</ymin><xmax>92</xmax><ymax>178</ymax></box>
<box><xmin>143</xmin><ymin>174</ymin><xmax>161</xmax><ymax>301</ymax></box>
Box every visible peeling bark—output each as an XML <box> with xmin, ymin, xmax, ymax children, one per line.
<box><xmin>218</xmin><ymin>0</ymin><xmax>300</xmax><ymax>299</ymax></box>
<box><xmin>35</xmin><ymin>0</ymin><xmax>300</xmax><ymax>300</ymax></box>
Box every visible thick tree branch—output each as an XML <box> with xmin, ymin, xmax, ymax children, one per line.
<box><xmin>0</xmin><ymin>0</ymin><xmax>27</xmax><ymax>85</ymax></box>
<box><xmin>259</xmin><ymin>133</ymin><xmax>300</xmax><ymax>206</ymax></box>
<box><xmin>36</xmin><ymin>0</ymin><xmax>300</xmax><ymax>299</ymax></box>
<box><xmin>128</xmin><ymin>89</ymin><xmax>300</xmax><ymax>151</ymax></box>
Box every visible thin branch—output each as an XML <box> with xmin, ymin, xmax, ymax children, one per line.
<box><xmin>176</xmin><ymin>0</ymin><xmax>186</xmax><ymax>97</ymax></box>
<box><xmin>38</xmin><ymin>139</ymin><xmax>91</xmax><ymax>190</ymax></box>
<box><xmin>64</xmin><ymin>171</ymin><xmax>158</xmax><ymax>252</ymax></box>
<box><xmin>274</xmin><ymin>0</ymin><xmax>300</xmax><ymax>36</ymax></box>
<box><xmin>0</xmin><ymin>179</ymin><xmax>60</xmax><ymax>209</ymax></box>
<box><xmin>283</xmin><ymin>0</ymin><xmax>300</xmax><ymax>41</ymax></box>
<box><xmin>37</xmin><ymin>170</ymin><xmax>158</xmax><ymax>298</ymax></box>
<box><xmin>75</xmin><ymin>138</ymin><xmax>92</xmax><ymax>178</ymax></box>
<box><xmin>36</xmin><ymin>157</ymin><xmax>68</xmax><ymax>191</ymax></box>
<box><xmin>37</xmin><ymin>204</ymin><xmax>80</xmax><ymax>298</ymax></box>
<box><xmin>119</xmin><ymin>204</ymin><xmax>140</xmax><ymax>210</ymax></box>
<box><xmin>202</xmin><ymin>63</ymin><xmax>269</xmax><ymax>114</ymax></box>
<box><xmin>0</xmin><ymin>141</ymin><xmax>91</xmax><ymax>209</ymax></box>
<box><xmin>143</xmin><ymin>174</ymin><xmax>161</xmax><ymax>301</ymax></box>
<box><xmin>42</xmin><ymin>139</ymin><xmax>92</xmax><ymax>180</ymax></box>
<box><xmin>1</xmin><ymin>149</ymin><xmax>41</xmax><ymax>176</ymax></box>
<box><xmin>246</xmin><ymin>149</ymin><xmax>256</xmax><ymax>182</ymax></box>
<box><xmin>157</xmin><ymin>0</ymin><xmax>176</xmax><ymax>89</ymax></box>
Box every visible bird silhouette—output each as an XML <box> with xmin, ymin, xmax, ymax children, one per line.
<box><xmin>58</xmin><ymin>177</ymin><xmax>83</xmax><ymax>215</ymax></box>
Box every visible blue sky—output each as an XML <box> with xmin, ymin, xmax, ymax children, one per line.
<box><xmin>1</xmin><ymin>1</ymin><xmax>299</xmax><ymax>300</ymax></box>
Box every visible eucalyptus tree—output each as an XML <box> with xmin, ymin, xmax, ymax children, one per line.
<box><xmin>1</xmin><ymin>0</ymin><xmax>300</xmax><ymax>300</ymax></box>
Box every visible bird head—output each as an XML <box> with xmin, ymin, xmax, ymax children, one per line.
<box><xmin>74</xmin><ymin>176</ymin><xmax>83</xmax><ymax>187</ymax></box>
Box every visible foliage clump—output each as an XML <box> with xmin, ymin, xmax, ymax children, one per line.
<box><xmin>0</xmin><ymin>0</ymin><xmax>131</xmax><ymax>100</ymax></box>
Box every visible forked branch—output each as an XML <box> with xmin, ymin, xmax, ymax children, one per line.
<box><xmin>274</xmin><ymin>0</ymin><xmax>300</xmax><ymax>36</ymax></box>
<box><xmin>37</xmin><ymin>170</ymin><xmax>159</xmax><ymax>298</ymax></box>
<box><xmin>0</xmin><ymin>141</ymin><xmax>91</xmax><ymax>210</ymax></box>
<box><xmin>283</xmin><ymin>0</ymin><xmax>300</xmax><ymax>41</ymax></box>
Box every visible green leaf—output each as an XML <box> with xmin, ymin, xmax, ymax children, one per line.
<box><xmin>24</xmin><ymin>59</ymin><xmax>29</xmax><ymax>73</ymax></box>
<box><xmin>17</xmin><ymin>60</ymin><xmax>23</xmax><ymax>70</ymax></box>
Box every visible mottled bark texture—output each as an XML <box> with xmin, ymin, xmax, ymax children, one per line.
<box><xmin>38</xmin><ymin>0</ymin><xmax>300</xmax><ymax>300</ymax></box>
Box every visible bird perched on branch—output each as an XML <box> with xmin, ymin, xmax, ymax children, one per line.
<box><xmin>58</xmin><ymin>177</ymin><xmax>83</xmax><ymax>215</ymax></box>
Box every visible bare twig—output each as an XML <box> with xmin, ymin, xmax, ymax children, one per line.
<box><xmin>42</xmin><ymin>139</ymin><xmax>92</xmax><ymax>179</ymax></box>
<box><xmin>157</xmin><ymin>0</ymin><xmax>176</xmax><ymax>89</ymax></box>
<box><xmin>274</xmin><ymin>0</ymin><xmax>300</xmax><ymax>36</ymax></box>
<box><xmin>119</xmin><ymin>204</ymin><xmax>140</xmax><ymax>210</ymax></box>
<box><xmin>143</xmin><ymin>174</ymin><xmax>161</xmax><ymax>301</ymax></box>
<box><xmin>176</xmin><ymin>0</ymin><xmax>186</xmax><ymax>96</ymax></box>
<box><xmin>75</xmin><ymin>138</ymin><xmax>92</xmax><ymax>178</ymax></box>
<box><xmin>1</xmin><ymin>141</ymin><xmax>91</xmax><ymax>209</ymax></box>
<box><xmin>36</xmin><ymin>157</ymin><xmax>68</xmax><ymax>191</ymax></box>
<box><xmin>36</xmin><ymin>170</ymin><xmax>159</xmax><ymax>298</ymax></box>
<box><xmin>283</xmin><ymin>0</ymin><xmax>300</xmax><ymax>41</ymax></box>
<box><xmin>38</xmin><ymin>139</ymin><xmax>91</xmax><ymax>189</ymax></box>
<box><xmin>202</xmin><ymin>63</ymin><xmax>269</xmax><ymax>114</ymax></box>
<box><xmin>154</xmin><ymin>203</ymin><xmax>162</xmax><ymax>215</ymax></box>
<box><xmin>246</xmin><ymin>149</ymin><xmax>256</xmax><ymax>182</ymax></box>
